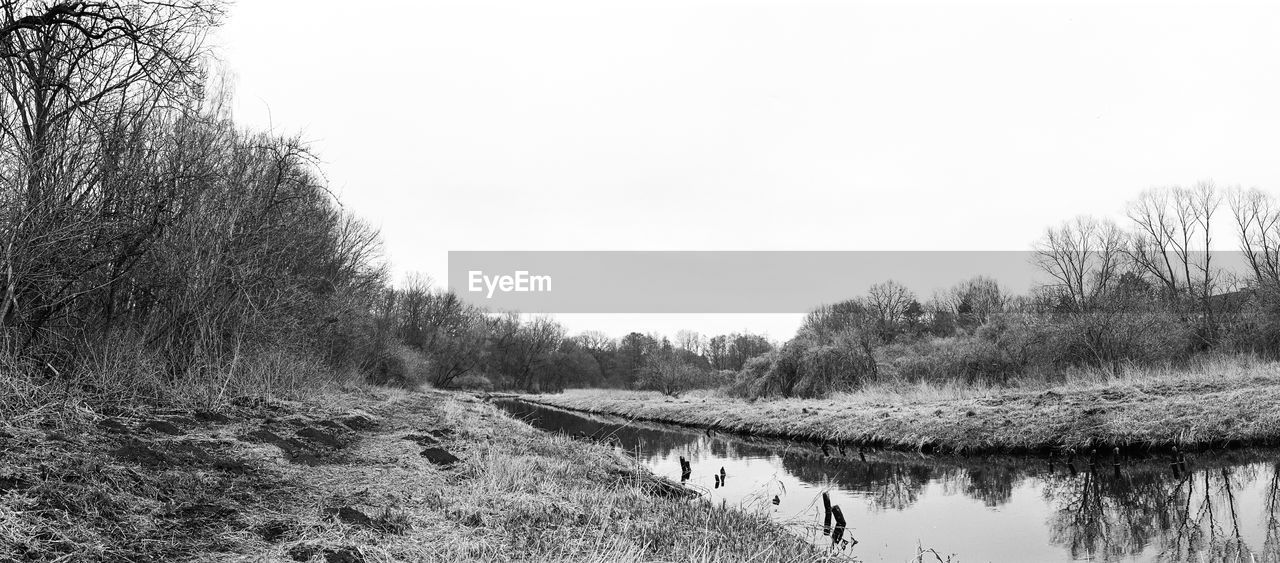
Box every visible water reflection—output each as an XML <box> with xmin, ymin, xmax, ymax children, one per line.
<box><xmin>494</xmin><ymin>399</ymin><xmax>1280</xmax><ymax>562</ymax></box>
<box><xmin>1042</xmin><ymin>461</ymin><xmax>1280</xmax><ymax>561</ymax></box>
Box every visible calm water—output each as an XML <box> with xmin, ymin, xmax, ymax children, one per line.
<box><xmin>494</xmin><ymin>399</ymin><xmax>1280</xmax><ymax>562</ymax></box>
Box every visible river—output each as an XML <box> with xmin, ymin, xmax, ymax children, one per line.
<box><xmin>494</xmin><ymin>398</ymin><xmax>1280</xmax><ymax>562</ymax></box>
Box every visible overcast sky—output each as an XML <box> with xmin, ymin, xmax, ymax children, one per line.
<box><xmin>214</xmin><ymin>0</ymin><xmax>1280</xmax><ymax>339</ymax></box>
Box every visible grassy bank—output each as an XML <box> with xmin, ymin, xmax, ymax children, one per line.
<box><xmin>0</xmin><ymin>385</ymin><xmax>841</xmax><ymax>562</ymax></box>
<box><xmin>519</xmin><ymin>359</ymin><xmax>1280</xmax><ymax>454</ymax></box>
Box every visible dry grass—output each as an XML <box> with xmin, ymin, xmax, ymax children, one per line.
<box><xmin>255</xmin><ymin>390</ymin><xmax>844</xmax><ymax>562</ymax></box>
<box><xmin>846</xmin><ymin>354</ymin><xmax>1280</xmax><ymax>406</ymax></box>
<box><xmin>524</xmin><ymin>357</ymin><xmax>1280</xmax><ymax>453</ymax></box>
<box><xmin>0</xmin><ymin>384</ymin><xmax>845</xmax><ymax>562</ymax></box>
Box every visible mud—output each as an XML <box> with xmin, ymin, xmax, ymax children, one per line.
<box><xmin>0</xmin><ymin>393</ymin><xmax>411</xmax><ymax>562</ymax></box>
<box><xmin>420</xmin><ymin>447</ymin><xmax>461</xmax><ymax>467</ymax></box>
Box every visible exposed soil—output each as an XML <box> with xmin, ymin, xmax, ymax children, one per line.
<box><xmin>2</xmin><ymin>387</ymin><xmax>843</xmax><ymax>562</ymax></box>
<box><xmin>0</xmin><ymin>388</ymin><xmax>459</xmax><ymax>562</ymax></box>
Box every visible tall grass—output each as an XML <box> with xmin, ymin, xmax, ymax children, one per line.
<box><xmin>839</xmin><ymin>353</ymin><xmax>1280</xmax><ymax>406</ymax></box>
<box><xmin>527</xmin><ymin>355</ymin><xmax>1280</xmax><ymax>453</ymax></box>
<box><xmin>0</xmin><ymin>345</ymin><xmax>361</xmax><ymax>428</ymax></box>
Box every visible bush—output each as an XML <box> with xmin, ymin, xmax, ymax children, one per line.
<box><xmin>634</xmin><ymin>355</ymin><xmax>714</xmax><ymax>397</ymax></box>
<box><xmin>369</xmin><ymin>345</ymin><xmax>431</xmax><ymax>388</ymax></box>
<box><xmin>889</xmin><ymin>336</ymin><xmax>1027</xmax><ymax>385</ymax></box>
<box><xmin>733</xmin><ymin>329</ymin><xmax>877</xmax><ymax>399</ymax></box>
<box><xmin>1036</xmin><ymin>309</ymin><xmax>1192</xmax><ymax>371</ymax></box>
<box><xmin>727</xmin><ymin>353</ymin><xmax>776</xmax><ymax>397</ymax></box>
<box><xmin>1222</xmin><ymin>288</ymin><xmax>1280</xmax><ymax>359</ymax></box>
<box><xmin>793</xmin><ymin>338</ymin><xmax>877</xmax><ymax>396</ymax></box>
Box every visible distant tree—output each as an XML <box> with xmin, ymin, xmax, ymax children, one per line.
<box><xmin>802</xmin><ymin>299</ymin><xmax>874</xmax><ymax>338</ymax></box>
<box><xmin>867</xmin><ymin>280</ymin><xmax>916</xmax><ymax>339</ymax></box>
<box><xmin>902</xmin><ymin>299</ymin><xmax>926</xmax><ymax>335</ymax></box>
<box><xmin>706</xmin><ymin>334</ymin><xmax>729</xmax><ymax>369</ymax></box>
<box><xmin>944</xmin><ymin>277</ymin><xmax>1007</xmax><ymax>329</ymax></box>
<box><xmin>1229</xmin><ymin>187</ymin><xmax>1280</xmax><ymax>290</ymax></box>
<box><xmin>483</xmin><ymin>314</ymin><xmax>565</xmax><ymax>391</ymax></box>
<box><xmin>635</xmin><ymin>353</ymin><xmax>708</xmax><ymax>397</ymax></box>
<box><xmin>676</xmin><ymin>330</ymin><xmax>705</xmax><ymax>355</ymax></box>
<box><xmin>617</xmin><ymin>332</ymin><xmax>660</xmax><ymax>385</ymax></box>
<box><xmin>1124</xmin><ymin>183</ymin><xmax>1221</xmax><ymax>306</ymax></box>
<box><xmin>567</xmin><ymin>330</ymin><xmax>618</xmax><ymax>385</ymax></box>
<box><xmin>531</xmin><ymin>339</ymin><xmax>602</xmax><ymax>392</ymax></box>
<box><xmin>573</xmin><ymin>330</ymin><xmax>615</xmax><ymax>353</ymax></box>
<box><xmin>725</xmin><ymin>333</ymin><xmax>774</xmax><ymax>370</ymax></box>
<box><xmin>1033</xmin><ymin>216</ymin><xmax>1125</xmax><ymax>312</ymax></box>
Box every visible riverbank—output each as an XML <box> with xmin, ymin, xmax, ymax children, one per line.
<box><xmin>0</xmin><ymin>386</ymin><xmax>839</xmax><ymax>562</ymax></box>
<box><xmin>517</xmin><ymin>362</ymin><xmax>1280</xmax><ymax>453</ymax></box>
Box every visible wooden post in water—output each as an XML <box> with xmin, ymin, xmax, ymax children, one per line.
<box><xmin>1112</xmin><ymin>447</ymin><xmax>1122</xmax><ymax>478</ymax></box>
<box><xmin>830</xmin><ymin>505</ymin><xmax>848</xmax><ymax>545</ymax></box>
<box><xmin>822</xmin><ymin>492</ymin><xmax>832</xmax><ymax>536</ymax></box>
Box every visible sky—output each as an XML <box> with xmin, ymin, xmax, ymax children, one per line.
<box><xmin>212</xmin><ymin>0</ymin><xmax>1280</xmax><ymax>340</ymax></box>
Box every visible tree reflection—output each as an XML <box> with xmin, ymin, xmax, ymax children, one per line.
<box><xmin>1264</xmin><ymin>463</ymin><xmax>1280</xmax><ymax>560</ymax></box>
<box><xmin>780</xmin><ymin>454</ymin><xmax>940</xmax><ymax>510</ymax></box>
<box><xmin>953</xmin><ymin>465</ymin><xmax>1019</xmax><ymax>507</ymax></box>
<box><xmin>1043</xmin><ymin>460</ymin><xmax>1278</xmax><ymax>561</ymax></box>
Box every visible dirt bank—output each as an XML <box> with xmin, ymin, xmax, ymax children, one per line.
<box><xmin>0</xmin><ymin>387</ymin><xmax>838</xmax><ymax>562</ymax></box>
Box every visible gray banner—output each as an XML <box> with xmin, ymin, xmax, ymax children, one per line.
<box><xmin>447</xmin><ymin>251</ymin><xmax>1257</xmax><ymax>313</ymax></box>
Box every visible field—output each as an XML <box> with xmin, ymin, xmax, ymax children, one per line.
<box><xmin>521</xmin><ymin>358</ymin><xmax>1280</xmax><ymax>453</ymax></box>
<box><xmin>0</xmin><ymin>386</ymin><xmax>839</xmax><ymax>562</ymax></box>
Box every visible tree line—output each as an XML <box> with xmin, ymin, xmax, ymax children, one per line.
<box><xmin>736</xmin><ymin>182</ymin><xmax>1280</xmax><ymax>398</ymax></box>
<box><xmin>0</xmin><ymin>2</ymin><xmax>398</xmax><ymax>401</ymax></box>
<box><xmin>371</xmin><ymin>275</ymin><xmax>777</xmax><ymax>393</ymax></box>
<box><xmin>0</xmin><ymin>1</ymin><xmax>773</xmax><ymax>400</ymax></box>
<box><xmin>3</xmin><ymin>2</ymin><xmax>1277</xmax><ymax>405</ymax></box>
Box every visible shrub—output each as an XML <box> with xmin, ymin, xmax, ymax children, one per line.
<box><xmin>369</xmin><ymin>345</ymin><xmax>431</xmax><ymax>388</ymax></box>
<box><xmin>1037</xmin><ymin>309</ymin><xmax>1192</xmax><ymax>371</ymax></box>
<box><xmin>888</xmin><ymin>336</ymin><xmax>1027</xmax><ymax>385</ymax></box>
<box><xmin>1222</xmin><ymin>288</ymin><xmax>1280</xmax><ymax>359</ymax></box>
<box><xmin>634</xmin><ymin>355</ymin><xmax>714</xmax><ymax>397</ymax></box>
<box><xmin>727</xmin><ymin>353</ymin><xmax>776</xmax><ymax>397</ymax></box>
<box><xmin>734</xmin><ymin>328</ymin><xmax>877</xmax><ymax>399</ymax></box>
<box><xmin>791</xmin><ymin>342</ymin><xmax>874</xmax><ymax>396</ymax></box>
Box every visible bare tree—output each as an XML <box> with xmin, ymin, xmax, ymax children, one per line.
<box><xmin>0</xmin><ymin>0</ymin><xmax>223</xmax><ymax>356</ymax></box>
<box><xmin>866</xmin><ymin>279</ymin><xmax>914</xmax><ymax>324</ymax></box>
<box><xmin>1033</xmin><ymin>215</ymin><xmax>1125</xmax><ymax>311</ymax></box>
<box><xmin>1230</xmin><ymin>187</ymin><xmax>1280</xmax><ymax>289</ymax></box>
<box><xmin>943</xmin><ymin>276</ymin><xmax>1007</xmax><ymax>328</ymax></box>
<box><xmin>1124</xmin><ymin>183</ymin><xmax>1221</xmax><ymax>308</ymax></box>
<box><xmin>675</xmin><ymin>329</ymin><xmax>704</xmax><ymax>355</ymax></box>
